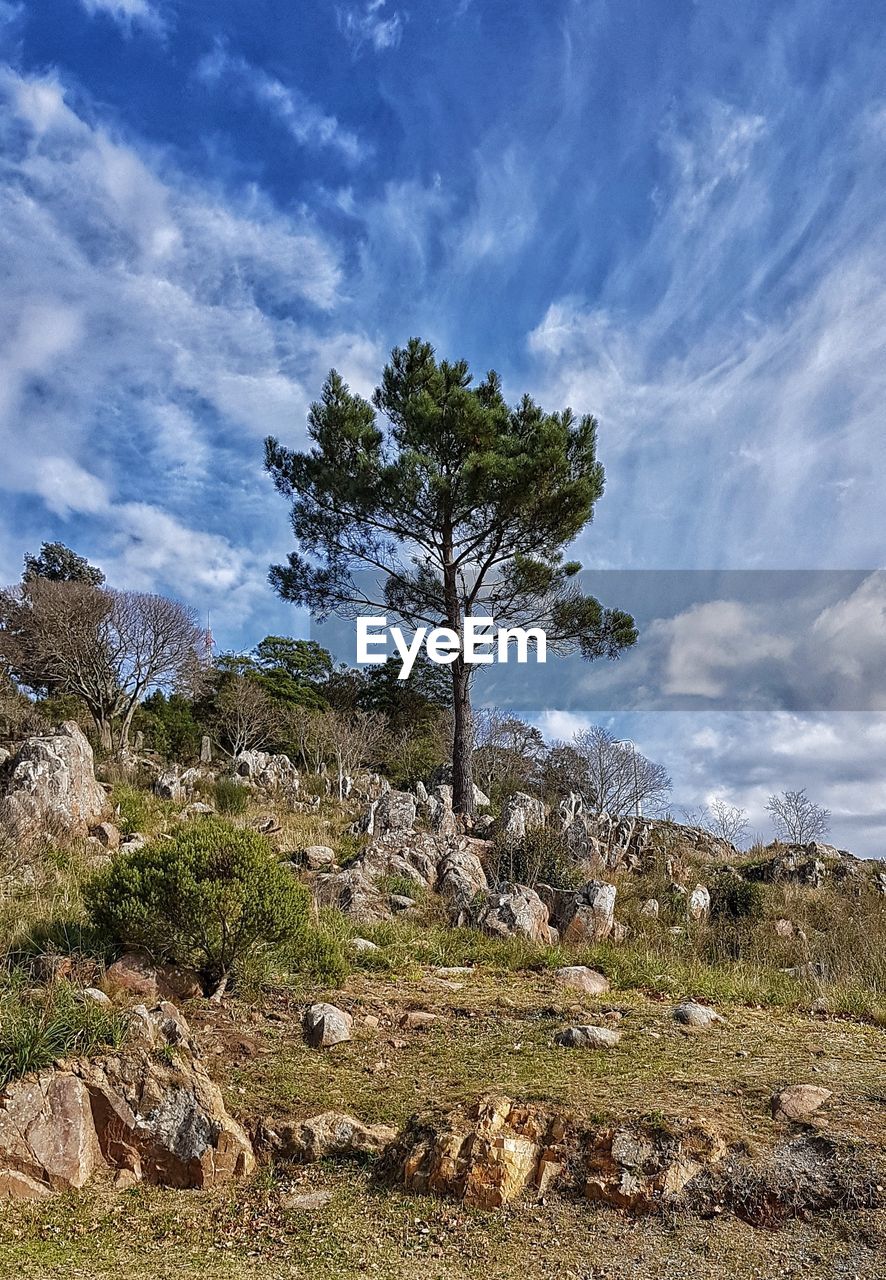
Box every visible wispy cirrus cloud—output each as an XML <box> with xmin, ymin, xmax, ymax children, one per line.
<box><xmin>336</xmin><ymin>0</ymin><xmax>405</xmax><ymax>54</ymax></box>
<box><xmin>196</xmin><ymin>43</ymin><xmax>368</xmax><ymax>164</ymax></box>
<box><xmin>78</xmin><ymin>0</ymin><xmax>164</xmax><ymax>35</ymax></box>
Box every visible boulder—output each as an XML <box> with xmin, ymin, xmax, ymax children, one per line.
<box><xmin>436</xmin><ymin>839</ymin><xmax>490</xmax><ymax>913</ymax></box>
<box><xmin>399</xmin><ymin>1010</ymin><xmax>437</xmax><ymax>1030</ymax></box>
<box><xmin>554</xmin><ymin>966</ymin><xmax>610</xmax><ymax>996</ymax></box>
<box><xmin>584</xmin><ymin>1121</ymin><xmax>726</xmax><ymax>1210</ymax></box>
<box><xmin>673</xmin><ymin>1001</ymin><xmax>724</xmax><ymax>1029</ymax></box>
<box><xmin>0</xmin><ymin>1002</ymin><xmax>254</xmax><ymax>1197</ymax></box>
<box><xmin>0</xmin><ymin>722</ymin><xmax>107</xmax><ymax>836</ymax></box>
<box><xmin>104</xmin><ymin>951</ymin><xmax>203</xmax><ymax>1002</ymax></box>
<box><xmin>234</xmin><ymin>750</ymin><xmax>299</xmax><ymax>794</ymax></box>
<box><xmin>312</xmin><ymin>868</ymin><xmax>392</xmax><ymax>923</ymax></box>
<box><xmin>687</xmin><ymin>884</ymin><xmax>711</xmax><ymax>921</ymax></box>
<box><xmin>89</xmin><ymin>821</ymin><xmax>121</xmax><ymax>850</ymax></box>
<box><xmin>361</xmin><ymin>831</ymin><xmax>438</xmax><ymax>888</ymax></box>
<box><xmin>472</xmin><ymin>884</ymin><xmax>557</xmax><ymax>944</ymax></box>
<box><xmin>559</xmin><ymin>881</ymin><xmax>617</xmax><ymax>944</ymax></box>
<box><xmin>398</xmin><ymin>1095</ymin><xmax>567</xmax><ymax>1209</ymax></box>
<box><xmin>498</xmin><ymin>792</ymin><xmax>546</xmax><ymax>840</ymax></box>
<box><xmin>554</xmin><ymin>1025</ymin><xmax>622</xmax><ymax>1050</ymax></box>
<box><xmin>272</xmin><ymin>1111</ymin><xmax>397</xmax><ymax>1163</ymax></box>
<box><xmin>771</xmin><ymin>1084</ymin><xmax>833</xmax><ymax>1123</ymax></box>
<box><xmin>639</xmin><ymin>898</ymin><xmax>660</xmax><ymax>919</ymax></box>
<box><xmin>303</xmin><ymin>1002</ymin><xmax>353</xmax><ymax>1048</ymax></box>
<box><xmin>299</xmin><ymin>844</ymin><xmax>337</xmax><ymax>871</ymax></box>
<box><xmin>358</xmin><ymin>790</ymin><xmax>418</xmax><ymax>838</ymax></box>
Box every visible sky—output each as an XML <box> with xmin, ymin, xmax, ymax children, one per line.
<box><xmin>1</xmin><ymin>1</ymin><xmax>885</xmax><ymax>851</ymax></box>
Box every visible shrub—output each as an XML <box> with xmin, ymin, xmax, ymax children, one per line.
<box><xmin>85</xmin><ymin>819</ymin><xmax>309</xmax><ymax>990</ymax></box>
<box><xmin>710</xmin><ymin>870</ymin><xmax>766</xmax><ymax>920</ymax></box>
<box><xmin>0</xmin><ymin>976</ymin><xmax>128</xmax><ymax>1088</ymax></box>
<box><xmin>111</xmin><ymin>783</ymin><xmax>153</xmax><ymax>836</ymax></box>
<box><xmin>214</xmin><ymin>776</ymin><xmax>249</xmax><ymax>814</ymax></box>
<box><xmin>486</xmin><ymin>828</ymin><xmax>585</xmax><ymax>891</ymax></box>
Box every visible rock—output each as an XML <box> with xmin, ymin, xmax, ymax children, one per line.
<box><xmin>300</xmin><ymin>844</ymin><xmax>337</xmax><ymax>871</ymax></box>
<box><xmin>389</xmin><ymin>893</ymin><xmax>415</xmax><ymax>911</ymax></box>
<box><xmin>472</xmin><ymin>884</ymin><xmax>557</xmax><ymax>944</ymax></box>
<box><xmin>398</xmin><ymin>1095</ymin><xmax>567</xmax><ymax>1208</ymax></box>
<box><xmin>611</xmin><ymin>920</ymin><xmax>629</xmax><ymax>943</ymax></box>
<box><xmin>234</xmin><ymin>750</ymin><xmax>299</xmax><ymax>794</ymax></box>
<box><xmin>275</xmin><ymin>1112</ymin><xmax>397</xmax><ymax>1163</ymax></box>
<box><xmin>555</xmin><ymin>966</ymin><xmax>610</xmax><ymax>996</ymax></box>
<box><xmin>0</xmin><ymin>1002</ymin><xmax>254</xmax><ymax>1196</ymax></box>
<box><xmin>303</xmin><ymin>1003</ymin><xmax>353</xmax><ymax>1048</ymax></box>
<box><xmin>179</xmin><ymin>801</ymin><xmax>214</xmax><ymax>820</ymax></box>
<box><xmin>687</xmin><ymin>884</ymin><xmax>711</xmax><ymax>921</ymax></box>
<box><xmin>436</xmin><ymin>839</ymin><xmax>490</xmax><ymax>913</ymax></box>
<box><xmin>361</xmin><ymin>832</ymin><xmax>438</xmax><ymax>889</ymax></box>
<box><xmin>773</xmin><ymin>918</ymin><xmax>795</xmax><ymax>938</ymax></box>
<box><xmin>0</xmin><ymin>722</ymin><xmax>108</xmax><ymax>836</ymax></box>
<box><xmin>559</xmin><ymin>881</ymin><xmax>617</xmax><ymax>944</ymax></box>
<box><xmin>639</xmin><ymin>898</ymin><xmax>660</xmax><ymax>919</ymax></box>
<box><xmin>498</xmin><ymin>792</ymin><xmax>546</xmax><ymax>840</ymax></box>
<box><xmin>154</xmin><ymin>767</ymin><xmax>184</xmax><ymax>801</ymax></box>
<box><xmin>673</xmin><ymin>1002</ymin><xmax>724</xmax><ymax>1029</ymax></box>
<box><xmin>89</xmin><ymin>821</ymin><xmax>121</xmax><ymax>850</ymax></box>
<box><xmin>584</xmin><ymin>1121</ymin><xmax>726</xmax><ymax>1210</ymax></box>
<box><xmin>200</xmin><ymin>735</ymin><xmax>212</xmax><ymax>764</ymax></box>
<box><xmin>771</xmin><ymin>1084</ymin><xmax>833</xmax><ymax>1123</ymax></box>
<box><xmin>554</xmin><ymin>1025</ymin><xmax>622</xmax><ymax>1049</ymax></box>
<box><xmin>120</xmin><ymin>832</ymin><xmax>147</xmax><ymax>853</ymax></box>
<box><xmin>349</xmin><ymin>937</ymin><xmax>379</xmax><ymax>954</ymax></box>
<box><xmin>359</xmin><ymin>789</ymin><xmax>418</xmax><ymax>837</ymax></box>
<box><xmin>104</xmin><ymin>951</ymin><xmax>203</xmax><ymax>1003</ymax></box>
<box><xmin>81</xmin><ymin>987</ymin><xmax>112</xmax><ymax>1008</ymax></box>
<box><xmin>313</xmin><ymin>868</ymin><xmax>392</xmax><ymax>923</ymax></box>
<box><xmin>281</xmin><ymin>1189</ymin><xmax>332</xmax><ymax>1210</ymax></box>
<box><xmin>399</xmin><ymin>1011</ymin><xmax>437</xmax><ymax>1030</ymax></box>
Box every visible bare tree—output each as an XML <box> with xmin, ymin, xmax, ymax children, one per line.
<box><xmin>281</xmin><ymin>705</ymin><xmax>328</xmax><ymax>774</ymax></box>
<box><xmin>473</xmin><ymin>707</ymin><xmax>545</xmax><ymax>794</ymax></box>
<box><xmin>766</xmin><ymin>789</ymin><xmax>831</xmax><ymax>844</ymax></box>
<box><xmin>320</xmin><ymin>709</ymin><xmax>387</xmax><ymax>801</ymax></box>
<box><xmin>556</xmin><ymin>725</ymin><xmax>671</xmax><ymax>817</ymax></box>
<box><xmin>212</xmin><ymin>676</ymin><xmax>282</xmax><ymax>757</ymax></box>
<box><xmin>683</xmin><ymin>799</ymin><xmax>750</xmax><ymax>848</ymax></box>
<box><xmin>0</xmin><ymin>579</ymin><xmax>205</xmax><ymax>751</ymax></box>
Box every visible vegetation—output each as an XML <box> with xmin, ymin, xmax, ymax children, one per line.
<box><xmin>766</xmin><ymin>788</ymin><xmax>831</xmax><ymax>843</ymax></box>
<box><xmin>265</xmin><ymin>338</ymin><xmax>637</xmax><ymax>815</ymax></box>
<box><xmin>0</xmin><ymin>975</ymin><xmax>128</xmax><ymax>1088</ymax></box>
<box><xmin>486</xmin><ymin>827</ymin><xmax>586</xmax><ymax>891</ymax></box>
<box><xmin>85</xmin><ymin>820</ymin><xmax>311</xmax><ymax>992</ymax></box>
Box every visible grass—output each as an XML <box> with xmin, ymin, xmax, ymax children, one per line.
<box><xmin>213</xmin><ymin>777</ymin><xmax>249</xmax><ymax>815</ymax></box>
<box><xmin>0</xmin><ymin>974</ymin><xmax>129</xmax><ymax>1087</ymax></box>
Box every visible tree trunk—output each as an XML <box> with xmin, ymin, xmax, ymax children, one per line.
<box><xmin>451</xmin><ymin>661</ymin><xmax>475</xmax><ymax>817</ymax></box>
<box><xmin>98</xmin><ymin>717</ymin><xmax>113</xmax><ymax>754</ymax></box>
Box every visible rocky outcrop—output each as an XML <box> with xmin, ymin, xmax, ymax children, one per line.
<box><xmin>355</xmin><ymin>789</ymin><xmax>418</xmax><ymax>838</ymax></box>
<box><xmin>268</xmin><ymin>1112</ymin><xmax>397</xmax><ymax>1163</ymax></box>
<box><xmin>0</xmin><ymin>1002</ymin><xmax>254</xmax><ymax>1198</ymax></box>
<box><xmin>0</xmin><ymin>722</ymin><xmax>107</xmax><ymax>836</ymax></box>
<box><xmin>313</xmin><ymin>867</ymin><xmax>393</xmax><ymax>922</ymax></box>
<box><xmin>557</xmin><ymin>881</ymin><xmax>617</xmax><ymax>944</ymax></box>
<box><xmin>471</xmin><ymin>884</ymin><xmax>557</xmax><ymax>944</ymax></box>
<box><xmin>234</xmin><ymin>750</ymin><xmax>299</xmax><ymax>794</ymax></box>
<box><xmin>398</xmin><ymin>1096</ymin><xmax>567</xmax><ymax>1209</ymax></box>
<box><xmin>104</xmin><ymin>951</ymin><xmax>203</xmax><ymax>1002</ymax></box>
<box><xmin>583</xmin><ymin>1121</ymin><xmax>726</xmax><ymax>1210</ymax></box>
<box><xmin>498</xmin><ymin>792</ymin><xmax>546</xmax><ymax>840</ymax></box>
<box><xmin>435</xmin><ymin>839</ymin><xmax>490</xmax><ymax>913</ymax></box>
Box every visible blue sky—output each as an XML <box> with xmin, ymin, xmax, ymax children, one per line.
<box><xmin>2</xmin><ymin>1</ymin><xmax>886</xmax><ymax>849</ymax></box>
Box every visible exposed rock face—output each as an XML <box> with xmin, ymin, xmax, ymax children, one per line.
<box><xmin>687</xmin><ymin>884</ymin><xmax>711</xmax><ymax>921</ymax></box>
<box><xmin>357</xmin><ymin>789</ymin><xmax>418</xmax><ymax>838</ymax></box>
<box><xmin>361</xmin><ymin>831</ymin><xmax>439</xmax><ymax>889</ymax></box>
<box><xmin>771</xmin><ymin>1084</ymin><xmax>832</xmax><ymax>1123</ymax></box>
<box><xmin>154</xmin><ymin>766</ymin><xmax>205</xmax><ymax>802</ymax></box>
<box><xmin>0</xmin><ymin>722</ymin><xmax>107</xmax><ymax>836</ymax></box>
<box><xmin>313</xmin><ymin>867</ymin><xmax>392</xmax><ymax>922</ymax></box>
<box><xmin>554</xmin><ymin>1025</ymin><xmax>622</xmax><ymax>1050</ymax></box>
<box><xmin>234</xmin><ymin>750</ymin><xmax>299</xmax><ymax>794</ymax></box>
<box><xmin>673</xmin><ymin>1002</ymin><xmax>724</xmax><ymax>1029</ymax></box>
<box><xmin>303</xmin><ymin>1002</ymin><xmax>353</xmax><ymax>1048</ymax></box>
<box><xmin>399</xmin><ymin>1096</ymin><xmax>567</xmax><ymax>1209</ymax></box>
<box><xmin>271</xmin><ymin>1112</ymin><xmax>397</xmax><ymax>1163</ymax></box>
<box><xmin>558</xmin><ymin>881</ymin><xmax>617</xmax><ymax>944</ymax></box>
<box><xmin>555</xmin><ymin>799</ymin><xmax>738</xmax><ymax>872</ymax></box>
<box><xmin>583</xmin><ymin>1122</ymin><xmax>726</xmax><ymax>1211</ymax></box>
<box><xmin>436</xmin><ymin>840</ymin><xmax>490</xmax><ymax>913</ymax></box>
<box><xmin>554</xmin><ymin>966</ymin><xmax>610</xmax><ymax>996</ymax></box>
<box><xmin>471</xmin><ymin>884</ymin><xmax>556</xmax><ymax>944</ymax></box>
<box><xmin>104</xmin><ymin>951</ymin><xmax>203</xmax><ymax>1003</ymax></box>
<box><xmin>0</xmin><ymin>1002</ymin><xmax>254</xmax><ymax>1198</ymax></box>
<box><xmin>498</xmin><ymin>792</ymin><xmax>546</xmax><ymax>840</ymax></box>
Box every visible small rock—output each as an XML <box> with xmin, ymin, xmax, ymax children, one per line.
<box><xmin>555</xmin><ymin>966</ymin><xmax>610</xmax><ymax>996</ymax></box>
<box><xmin>303</xmin><ymin>1002</ymin><xmax>353</xmax><ymax>1048</ymax></box>
<box><xmin>363</xmin><ymin>1014</ymin><xmax>380</xmax><ymax>1029</ymax></box>
<box><xmin>81</xmin><ymin>987</ymin><xmax>112</xmax><ymax>1008</ymax></box>
<box><xmin>554</xmin><ymin>1025</ymin><xmax>622</xmax><ymax>1049</ymax></box>
<box><xmin>687</xmin><ymin>884</ymin><xmax>711</xmax><ymax>921</ymax></box>
<box><xmin>301</xmin><ymin>845</ymin><xmax>337</xmax><ymax>871</ymax></box>
<box><xmin>399</xmin><ymin>1010</ymin><xmax>437</xmax><ymax>1030</ymax></box>
<box><xmin>771</xmin><ymin>1083</ymin><xmax>833</xmax><ymax>1122</ymax></box>
<box><xmin>639</xmin><ymin>898</ymin><xmax>659</xmax><ymax>919</ymax></box>
<box><xmin>281</xmin><ymin>1189</ymin><xmax>332</xmax><ymax>1210</ymax></box>
<box><xmin>773</xmin><ymin>918</ymin><xmax>795</xmax><ymax>938</ymax></box>
<box><xmin>89</xmin><ymin>821</ymin><xmax>121</xmax><ymax>850</ymax></box>
<box><xmin>673</xmin><ymin>1002</ymin><xmax>724</xmax><ymax>1029</ymax></box>
<box><xmin>349</xmin><ymin>937</ymin><xmax>379</xmax><ymax>954</ymax></box>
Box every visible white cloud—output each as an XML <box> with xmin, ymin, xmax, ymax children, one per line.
<box><xmin>654</xmin><ymin>600</ymin><xmax>793</xmax><ymax>698</ymax></box>
<box><xmin>197</xmin><ymin>45</ymin><xmax>367</xmax><ymax>164</ymax></box>
<box><xmin>337</xmin><ymin>1</ymin><xmax>405</xmax><ymax>54</ymax></box>
<box><xmin>79</xmin><ymin>0</ymin><xmax>163</xmax><ymax>34</ymax></box>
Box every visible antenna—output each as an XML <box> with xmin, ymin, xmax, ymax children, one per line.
<box><xmin>204</xmin><ymin>610</ymin><xmax>214</xmax><ymax>658</ymax></box>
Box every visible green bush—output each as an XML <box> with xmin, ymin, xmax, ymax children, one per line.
<box><xmin>214</xmin><ymin>776</ymin><xmax>249</xmax><ymax>814</ymax></box>
<box><xmin>710</xmin><ymin>870</ymin><xmax>766</xmax><ymax>920</ymax></box>
<box><xmin>0</xmin><ymin>976</ymin><xmax>128</xmax><ymax>1088</ymax></box>
<box><xmin>111</xmin><ymin>783</ymin><xmax>153</xmax><ymax>836</ymax></box>
<box><xmin>486</xmin><ymin>828</ymin><xmax>585</xmax><ymax>891</ymax></box>
<box><xmin>85</xmin><ymin>819</ymin><xmax>309</xmax><ymax>989</ymax></box>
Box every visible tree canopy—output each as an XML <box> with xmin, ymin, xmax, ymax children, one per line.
<box><xmin>266</xmin><ymin>337</ymin><xmax>637</xmax><ymax>814</ymax></box>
